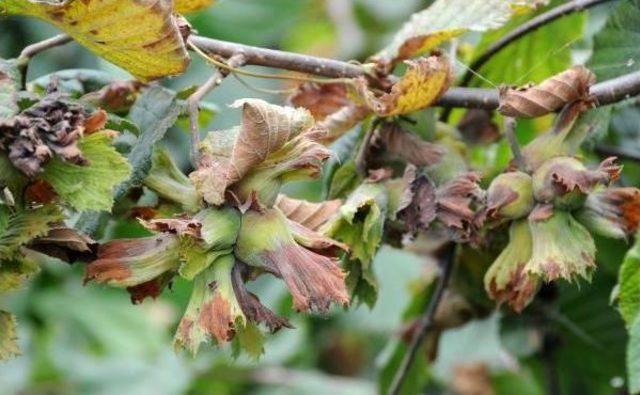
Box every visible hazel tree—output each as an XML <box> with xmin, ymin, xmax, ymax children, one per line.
<box><xmin>2</xmin><ymin>0</ymin><xmax>640</xmax><ymax>393</ymax></box>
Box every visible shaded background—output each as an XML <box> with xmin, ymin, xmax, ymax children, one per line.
<box><xmin>0</xmin><ymin>0</ymin><xmax>636</xmax><ymax>394</ymax></box>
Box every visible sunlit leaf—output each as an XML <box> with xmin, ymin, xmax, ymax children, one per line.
<box><xmin>358</xmin><ymin>55</ymin><xmax>452</xmax><ymax>116</ymax></box>
<box><xmin>373</xmin><ymin>0</ymin><xmax>547</xmax><ymax>65</ymax></box>
<box><xmin>3</xmin><ymin>0</ymin><xmax>190</xmax><ymax>81</ymax></box>
<box><xmin>175</xmin><ymin>0</ymin><xmax>214</xmax><ymax>14</ymax></box>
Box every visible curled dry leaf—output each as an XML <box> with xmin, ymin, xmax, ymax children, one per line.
<box><xmin>457</xmin><ymin>109</ymin><xmax>500</xmax><ymax>144</ymax></box>
<box><xmin>191</xmin><ymin>99</ymin><xmax>323</xmax><ymax>206</ymax></box>
<box><xmin>88</xmin><ymin>81</ymin><xmax>143</xmax><ymax>113</ymax></box>
<box><xmin>397</xmin><ymin>167</ymin><xmax>438</xmax><ymax>235</ymax></box>
<box><xmin>498</xmin><ymin>66</ymin><xmax>596</xmax><ymax>118</ymax></box>
<box><xmin>357</xmin><ymin>55</ymin><xmax>452</xmax><ymax>117</ymax></box>
<box><xmin>576</xmin><ymin>187</ymin><xmax>640</xmax><ymax>239</ymax></box>
<box><xmin>29</xmin><ymin>226</ymin><xmax>97</xmax><ymax>263</ymax></box>
<box><xmin>3</xmin><ymin>0</ymin><xmax>190</xmax><ymax>81</ymax></box>
<box><xmin>289</xmin><ymin>83</ymin><xmax>351</xmax><ymax>120</ymax></box>
<box><xmin>372</xmin><ymin>0</ymin><xmax>547</xmax><ymax>65</ymax></box>
<box><xmin>315</xmin><ymin>104</ymin><xmax>370</xmax><ymax>144</ymax></box>
<box><xmin>372</xmin><ymin>122</ymin><xmax>444</xmax><ymax>167</ymax></box>
<box><xmin>236</xmin><ymin>207</ymin><xmax>349</xmax><ymax>313</ymax></box>
<box><xmin>275</xmin><ymin>194</ymin><xmax>342</xmax><ymax>231</ymax></box>
<box><xmin>0</xmin><ymin>94</ymin><xmax>89</xmax><ymax>177</ymax></box>
<box><xmin>436</xmin><ymin>173</ymin><xmax>484</xmax><ymax>242</ymax></box>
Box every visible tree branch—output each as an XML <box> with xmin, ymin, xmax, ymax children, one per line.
<box><xmin>17</xmin><ymin>33</ymin><xmax>640</xmax><ymax>111</ymax></box>
<box><xmin>459</xmin><ymin>0</ymin><xmax>617</xmax><ymax>87</ymax></box>
<box><xmin>387</xmin><ymin>243</ymin><xmax>456</xmax><ymax>395</ymax></box>
<box><xmin>189</xmin><ymin>35</ymin><xmax>372</xmax><ymax>79</ymax></box>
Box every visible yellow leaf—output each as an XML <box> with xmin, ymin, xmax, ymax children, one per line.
<box><xmin>175</xmin><ymin>0</ymin><xmax>214</xmax><ymax>13</ymax></box>
<box><xmin>357</xmin><ymin>55</ymin><xmax>452</xmax><ymax>117</ymax></box>
<box><xmin>372</xmin><ymin>0</ymin><xmax>548</xmax><ymax>65</ymax></box>
<box><xmin>3</xmin><ymin>0</ymin><xmax>190</xmax><ymax>81</ymax></box>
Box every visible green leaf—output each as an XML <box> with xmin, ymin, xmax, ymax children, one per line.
<box><xmin>0</xmin><ymin>205</ymin><xmax>63</xmax><ymax>259</ymax></box>
<box><xmin>588</xmin><ymin>0</ymin><xmax>640</xmax><ymax>80</ymax></box>
<box><xmin>0</xmin><ymin>310</ymin><xmax>19</xmax><ymax>361</ymax></box>
<box><xmin>373</xmin><ymin>0</ymin><xmax>545</xmax><ymax>65</ymax></box>
<box><xmin>620</xmin><ymin>236</ymin><xmax>640</xmax><ymax>328</ymax></box>
<box><xmin>629</xmin><ymin>314</ymin><xmax>640</xmax><ymax>393</ymax></box>
<box><xmin>324</xmin><ymin>183</ymin><xmax>388</xmax><ymax>306</ymax></box>
<box><xmin>115</xmin><ymin>86</ymin><xmax>181</xmax><ymax>200</ymax></box>
<box><xmin>41</xmin><ymin>131</ymin><xmax>131</xmax><ymax>211</ymax></box>
<box><xmin>28</xmin><ymin>69</ymin><xmax>116</xmax><ymax>96</ymax></box>
<box><xmin>473</xmin><ymin>7</ymin><xmax>584</xmax><ymax>86</ymax></box>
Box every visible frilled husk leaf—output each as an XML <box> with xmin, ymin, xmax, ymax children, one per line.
<box><xmin>236</xmin><ymin>207</ymin><xmax>349</xmax><ymax>312</ymax></box>
<box><xmin>174</xmin><ymin>254</ymin><xmax>246</xmax><ymax>355</ymax></box>
<box><xmin>144</xmin><ymin>148</ymin><xmax>200</xmax><ymax>212</ymax></box>
<box><xmin>233</xmin><ymin>130</ymin><xmax>331</xmax><ymax>205</ymax></box>
<box><xmin>231</xmin><ymin>261</ymin><xmax>292</xmax><ymax>333</ymax></box>
<box><xmin>85</xmin><ymin>234</ymin><xmax>180</xmax><ymax>287</ymax></box>
<box><xmin>526</xmin><ymin>209</ymin><xmax>596</xmax><ymax>282</ymax></box>
<box><xmin>322</xmin><ymin>182</ymin><xmax>388</xmax><ymax>306</ymax></box>
<box><xmin>275</xmin><ymin>194</ymin><xmax>341</xmax><ymax>231</ymax></box>
<box><xmin>532</xmin><ymin>156</ymin><xmax>620</xmax><ymax>207</ymax></box>
<box><xmin>484</xmin><ymin>219</ymin><xmax>540</xmax><ymax>312</ymax></box>
<box><xmin>575</xmin><ymin>187</ymin><xmax>640</xmax><ymax>239</ymax></box>
<box><xmin>190</xmin><ymin>99</ymin><xmax>324</xmax><ymax>206</ymax></box>
<box><xmin>0</xmin><ymin>94</ymin><xmax>89</xmax><ymax>176</ymax></box>
<box><xmin>435</xmin><ymin>173</ymin><xmax>484</xmax><ymax>242</ymax></box>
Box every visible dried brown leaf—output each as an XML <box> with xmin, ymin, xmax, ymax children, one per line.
<box><xmin>498</xmin><ymin>66</ymin><xmax>596</xmax><ymax>118</ymax></box>
<box><xmin>373</xmin><ymin>122</ymin><xmax>444</xmax><ymax>166</ymax></box>
<box><xmin>275</xmin><ymin>194</ymin><xmax>342</xmax><ymax>231</ymax></box>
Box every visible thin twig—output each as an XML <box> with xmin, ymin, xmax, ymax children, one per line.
<box><xmin>387</xmin><ymin>243</ymin><xmax>456</xmax><ymax>395</ymax></box>
<box><xmin>187</xmin><ymin>53</ymin><xmax>246</xmax><ymax>167</ymax></box>
<box><xmin>18</xmin><ymin>34</ymin><xmax>72</xmax><ymax>60</ymax></box>
<box><xmin>504</xmin><ymin>117</ymin><xmax>527</xmax><ymax>172</ymax></box>
<box><xmin>459</xmin><ymin>0</ymin><xmax>616</xmax><ymax>88</ymax></box>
